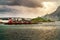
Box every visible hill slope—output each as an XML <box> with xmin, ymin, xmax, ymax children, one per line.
<box><xmin>43</xmin><ymin>6</ymin><xmax>60</xmax><ymax>21</ymax></box>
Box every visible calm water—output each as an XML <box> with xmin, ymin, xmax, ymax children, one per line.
<box><xmin>0</xmin><ymin>22</ymin><xmax>59</xmax><ymax>40</ymax></box>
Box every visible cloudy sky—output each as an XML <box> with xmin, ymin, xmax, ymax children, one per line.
<box><xmin>0</xmin><ymin>0</ymin><xmax>60</xmax><ymax>18</ymax></box>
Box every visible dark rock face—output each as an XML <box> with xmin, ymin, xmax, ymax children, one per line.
<box><xmin>43</xmin><ymin>6</ymin><xmax>60</xmax><ymax>21</ymax></box>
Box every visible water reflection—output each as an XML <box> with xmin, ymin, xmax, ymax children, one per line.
<box><xmin>0</xmin><ymin>25</ymin><xmax>59</xmax><ymax>40</ymax></box>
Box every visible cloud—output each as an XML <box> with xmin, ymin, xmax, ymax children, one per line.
<box><xmin>0</xmin><ymin>0</ymin><xmax>44</xmax><ymax>8</ymax></box>
<box><xmin>0</xmin><ymin>0</ymin><xmax>59</xmax><ymax>7</ymax></box>
<box><xmin>0</xmin><ymin>0</ymin><xmax>58</xmax><ymax>18</ymax></box>
<box><xmin>0</xmin><ymin>5</ymin><xmax>17</xmax><ymax>13</ymax></box>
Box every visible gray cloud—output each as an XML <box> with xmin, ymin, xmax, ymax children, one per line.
<box><xmin>0</xmin><ymin>6</ymin><xmax>17</xmax><ymax>13</ymax></box>
<box><xmin>0</xmin><ymin>0</ymin><xmax>59</xmax><ymax>6</ymax></box>
<box><xmin>0</xmin><ymin>0</ymin><xmax>43</xmax><ymax>8</ymax></box>
<box><xmin>0</xmin><ymin>0</ymin><xmax>59</xmax><ymax>7</ymax></box>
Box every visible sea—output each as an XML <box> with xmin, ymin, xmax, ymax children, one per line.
<box><xmin>0</xmin><ymin>21</ymin><xmax>60</xmax><ymax>40</ymax></box>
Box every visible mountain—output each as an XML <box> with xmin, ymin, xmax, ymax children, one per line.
<box><xmin>43</xmin><ymin>6</ymin><xmax>60</xmax><ymax>21</ymax></box>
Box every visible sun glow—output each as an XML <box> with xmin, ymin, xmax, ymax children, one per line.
<box><xmin>42</xmin><ymin>2</ymin><xmax>57</xmax><ymax>8</ymax></box>
<box><xmin>42</xmin><ymin>2</ymin><xmax>56</xmax><ymax>8</ymax></box>
<box><xmin>41</xmin><ymin>2</ymin><xmax>58</xmax><ymax>14</ymax></box>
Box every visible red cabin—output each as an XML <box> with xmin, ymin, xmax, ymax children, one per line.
<box><xmin>8</xmin><ymin>18</ymin><xmax>13</xmax><ymax>23</ymax></box>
